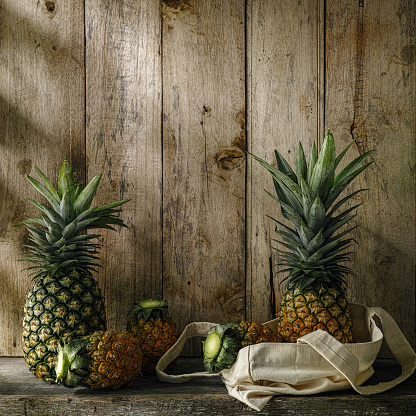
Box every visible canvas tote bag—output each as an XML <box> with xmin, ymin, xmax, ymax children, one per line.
<box><xmin>156</xmin><ymin>304</ymin><xmax>416</xmax><ymax>411</ymax></box>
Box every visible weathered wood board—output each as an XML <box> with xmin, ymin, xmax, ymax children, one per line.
<box><xmin>85</xmin><ymin>0</ymin><xmax>163</xmax><ymax>331</ymax></box>
<box><xmin>0</xmin><ymin>0</ymin><xmax>414</xmax><ymax>357</ymax></box>
<box><xmin>325</xmin><ymin>0</ymin><xmax>415</xmax><ymax>350</ymax></box>
<box><xmin>162</xmin><ymin>0</ymin><xmax>246</xmax><ymax>351</ymax></box>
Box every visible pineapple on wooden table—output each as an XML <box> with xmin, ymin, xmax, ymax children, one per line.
<box><xmin>250</xmin><ymin>130</ymin><xmax>373</xmax><ymax>343</ymax></box>
<box><xmin>203</xmin><ymin>321</ymin><xmax>277</xmax><ymax>372</ymax></box>
<box><xmin>18</xmin><ymin>157</ymin><xmax>130</xmax><ymax>382</ymax></box>
<box><xmin>55</xmin><ymin>330</ymin><xmax>142</xmax><ymax>389</ymax></box>
<box><xmin>126</xmin><ymin>299</ymin><xmax>178</xmax><ymax>374</ymax></box>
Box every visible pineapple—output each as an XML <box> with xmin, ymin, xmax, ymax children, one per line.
<box><xmin>234</xmin><ymin>321</ymin><xmax>278</xmax><ymax>347</ymax></box>
<box><xmin>55</xmin><ymin>330</ymin><xmax>142</xmax><ymax>389</ymax></box>
<box><xmin>250</xmin><ymin>130</ymin><xmax>373</xmax><ymax>343</ymax></box>
<box><xmin>203</xmin><ymin>321</ymin><xmax>277</xmax><ymax>372</ymax></box>
<box><xmin>19</xmin><ymin>157</ymin><xmax>130</xmax><ymax>382</ymax></box>
<box><xmin>126</xmin><ymin>299</ymin><xmax>178</xmax><ymax>374</ymax></box>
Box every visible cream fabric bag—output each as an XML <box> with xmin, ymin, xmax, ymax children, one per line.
<box><xmin>156</xmin><ymin>304</ymin><xmax>416</xmax><ymax>411</ymax></box>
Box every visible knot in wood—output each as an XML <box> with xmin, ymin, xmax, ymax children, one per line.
<box><xmin>216</xmin><ymin>147</ymin><xmax>245</xmax><ymax>170</ymax></box>
<box><xmin>44</xmin><ymin>1</ymin><xmax>56</xmax><ymax>15</ymax></box>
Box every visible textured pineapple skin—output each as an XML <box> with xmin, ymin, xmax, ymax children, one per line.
<box><xmin>277</xmin><ymin>286</ymin><xmax>353</xmax><ymax>343</ymax></box>
<box><xmin>22</xmin><ymin>273</ymin><xmax>106</xmax><ymax>382</ymax></box>
<box><xmin>83</xmin><ymin>330</ymin><xmax>142</xmax><ymax>389</ymax></box>
<box><xmin>126</xmin><ymin>316</ymin><xmax>178</xmax><ymax>374</ymax></box>
<box><xmin>235</xmin><ymin>321</ymin><xmax>278</xmax><ymax>347</ymax></box>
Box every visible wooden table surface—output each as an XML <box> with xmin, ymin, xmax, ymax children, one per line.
<box><xmin>1</xmin><ymin>357</ymin><xmax>414</xmax><ymax>415</ymax></box>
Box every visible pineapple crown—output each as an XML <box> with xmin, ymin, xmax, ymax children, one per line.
<box><xmin>203</xmin><ymin>323</ymin><xmax>242</xmax><ymax>373</ymax></box>
<box><xmin>250</xmin><ymin>130</ymin><xmax>373</xmax><ymax>292</ymax></box>
<box><xmin>55</xmin><ymin>336</ymin><xmax>91</xmax><ymax>387</ymax></box>
<box><xmin>17</xmin><ymin>157</ymin><xmax>130</xmax><ymax>280</ymax></box>
<box><xmin>128</xmin><ymin>299</ymin><xmax>170</xmax><ymax>322</ymax></box>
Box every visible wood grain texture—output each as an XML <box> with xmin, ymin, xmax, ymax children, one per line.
<box><xmin>1</xmin><ymin>357</ymin><xmax>415</xmax><ymax>416</ymax></box>
<box><xmin>162</xmin><ymin>0</ymin><xmax>246</xmax><ymax>339</ymax></box>
<box><xmin>0</xmin><ymin>0</ymin><xmax>85</xmax><ymax>356</ymax></box>
<box><xmin>85</xmin><ymin>0</ymin><xmax>163</xmax><ymax>331</ymax></box>
<box><xmin>246</xmin><ymin>0</ymin><xmax>325</xmax><ymax>322</ymax></box>
<box><xmin>325</xmin><ymin>0</ymin><xmax>415</xmax><ymax>349</ymax></box>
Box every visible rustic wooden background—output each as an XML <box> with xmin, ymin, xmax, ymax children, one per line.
<box><xmin>0</xmin><ymin>0</ymin><xmax>414</xmax><ymax>357</ymax></box>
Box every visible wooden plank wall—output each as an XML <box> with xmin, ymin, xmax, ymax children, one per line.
<box><xmin>0</xmin><ymin>0</ymin><xmax>414</xmax><ymax>357</ymax></box>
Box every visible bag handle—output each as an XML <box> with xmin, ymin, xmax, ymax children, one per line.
<box><xmin>299</xmin><ymin>306</ymin><xmax>416</xmax><ymax>394</ymax></box>
<box><xmin>156</xmin><ymin>321</ymin><xmax>220</xmax><ymax>382</ymax></box>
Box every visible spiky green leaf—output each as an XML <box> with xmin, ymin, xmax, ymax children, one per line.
<box><xmin>274</xmin><ymin>150</ymin><xmax>297</xmax><ymax>183</ymax></box>
<box><xmin>324</xmin><ymin>214</ymin><xmax>357</xmax><ymax>240</ymax></box>
<box><xmin>73</xmin><ymin>174</ymin><xmax>102</xmax><ymax>217</ymax></box>
<box><xmin>334</xmin><ymin>137</ymin><xmax>356</xmax><ymax>169</ymax></box>
<box><xmin>249</xmin><ymin>153</ymin><xmax>303</xmax><ymax>204</ymax></box>
<box><xmin>296</xmin><ymin>142</ymin><xmax>307</xmax><ymax>184</ymax></box>
<box><xmin>307</xmin><ymin>194</ymin><xmax>325</xmax><ymax>233</ymax></box>
<box><xmin>325</xmin><ymin>161</ymin><xmax>373</xmax><ymax>210</ymax></box>
<box><xmin>34</xmin><ymin>166</ymin><xmax>60</xmax><ymax>202</ymax></box>
<box><xmin>306</xmin><ymin>142</ymin><xmax>318</xmax><ymax>184</ymax></box>
<box><xmin>334</xmin><ymin>150</ymin><xmax>373</xmax><ymax>188</ymax></box>
<box><xmin>271</xmin><ymin>176</ymin><xmax>303</xmax><ymax>214</ymax></box>
<box><xmin>26</xmin><ymin>175</ymin><xmax>60</xmax><ymax>212</ymax></box>
<box><xmin>325</xmin><ymin>189</ymin><xmax>368</xmax><ymax>220</ymax></box>
<box><xmin>306</xmin><ymin>229</ymin><xmax>325</xmax><ymax>252</ymax></box>
<box><xmin>300</xmin><ymin>176</ymin><xmax>315</xmax><ymax>221</ymax></box>
<box><xmin>298</xmin><ymin>219</ymin><xmax>315</xmax><ymax>248</ymax></box>
<box><xmin>60</xmin><ymin>190</ymin><xmax>75</xmax><ymax>223</ymax></box>
<box><xmin>61</xmin><ymin>220</ymin><xmax>78</xmax><ymax>240</ymax></box>
<box><xmin>309</xmin><ymin>130</ymin><xmax>335</xmax><ymax>202</ymax></box>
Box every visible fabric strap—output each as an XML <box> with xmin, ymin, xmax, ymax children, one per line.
<box><xmin>300</xmin><ymin>307</ymin><xmax>416</xmax><ymax>395</ymax></box>
<box><xmin>156</xmin><ymin>321</ymin><xmax>219</xmax><ymax>382</ymax></box>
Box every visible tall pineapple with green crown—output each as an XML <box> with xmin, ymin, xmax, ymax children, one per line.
<box><xmin>19</xmin><ymin>157</ymin><xmax>130</xmax><ymax>382</ymax></box>
<box><xmin>250</xmin><ymin>130</ymin><xmax>373</xmax><ymax>343</ymax></box>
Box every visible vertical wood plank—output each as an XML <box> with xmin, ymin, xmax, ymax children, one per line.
<box><xmin>162</xmin><ymin>0</ymin><xmax>246</xmax><ymax>342</ymax></box>
<box><xmin>85</xmin><ymin>0</ymin><xmax>162</xmax><ymax>330</ymax></box>
<box><xmin>246</xmin><ymin>0</ymin><xmax>324</xmax><ymax>322</ymax></box>
<box><xmin>0</xmin><ymin>0</ymin><xmax>85</xmax><ymax>356</ymax></box>
<box><xmin>326</xmin><ymin>0</ymin><xmax>415</xmax><ymax>349</ymax></box>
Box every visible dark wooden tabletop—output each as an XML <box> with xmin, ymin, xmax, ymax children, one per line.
<box><xmin>1</xmin><ymin>357</ymin><xmax>414</xmax><ymax>415</ymax></box>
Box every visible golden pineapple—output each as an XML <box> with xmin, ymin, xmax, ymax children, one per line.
<box><xmin>126</xmin><ymin>299</ymin><xmax>178</xmax><ymax>374</ymax></box>
<box><xmin>234</xmin><ymin>321</ymin><xmax>278</xmax><ymax>347</ymax></box>
<box><xmin>55</xmin><ymin>330</ymin><xmax>142</xmax><ymax>389</ymax></box>
<box><xmin>277</xmin><ymin>286</ymin><xmax>353</xmax><ymax>343</ymax></box>
<box><xmin>250</xmin><ymin>130</ymin><xmax>373</xmax><ymax>343</ymax></box>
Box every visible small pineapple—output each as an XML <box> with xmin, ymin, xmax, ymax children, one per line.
<box><xmin>19</xmin><ymin>157</ymin><xmax>130</xmax><ymax>382</ymax></box>
<box><xmin>126</xmin><ymin>299</ymin><xmax>178</xmax><ymax>374</ymax></box>
<box><xmin>55</xmin><ymin>330</ymin><xmax>142</xmax><ymax>389</ymax></box>
<box><xmin>203</xmin><ymin>321</ymin><xmax>277</xmax><ymax>372</ymax></box>
<box><xmin>250</xmin><ymin>130</ymin><xmax>373</xmax><ymax>343</ymax></box>
<box><xmin>234</xmin><ymin>321</ymin><xmax>278</xmax><ymax>347</ymax></box>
